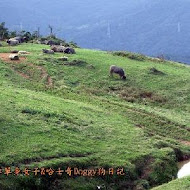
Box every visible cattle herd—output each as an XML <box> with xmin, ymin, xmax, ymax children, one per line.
<box><xmin>6</xmin><ymin>36</ymin><xmax>76</xmax><ymax>55</ymax></box>
<box><xmin>3</xmin><ymin>36</ymin><xmax>126</xmax><ymax>80</ymax></box>
<box><xmin>7</xmin><ymin>36</ymin><xmax>28</xmax><ymax>46</ymax></box>
<box><xmin>42</xmin><ymin>46</ymin><xmax>76</xmax><ymax>54</ymax></box>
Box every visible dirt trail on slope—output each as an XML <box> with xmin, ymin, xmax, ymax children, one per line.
<box><xmin>180</xmin><ymin>140</ymin><xmax>190</xmax><ymax>146</ymax></box>
<box><xmin>0</xmin><ymin>53</ymin><xmax>53</xmax><ymax>87</ymax></box>
<box><xmin>14</xmin><ymin>70</ymin><xmax>30</xmax><ymax>79</ymax></box>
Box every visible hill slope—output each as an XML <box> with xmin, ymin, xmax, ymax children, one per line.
<box><xmin>152</xmin><ymin>177</ymin><xmax>190</xmax><ymax>190</ymax></box>
<box><xmin>1</xmin><ymin>0</ymin><xmax>190</xmax><ymax>63</ymax></box>
<box><xmin>0</xmin><ymin>43</ymin><xmax>189</xmax><ymax>189</ymax></box>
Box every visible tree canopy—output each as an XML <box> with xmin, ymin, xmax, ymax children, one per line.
<box><xmin>0</xmin><ymin>22</ymin><xmax>9</xmax><ymax>39</ymax></box>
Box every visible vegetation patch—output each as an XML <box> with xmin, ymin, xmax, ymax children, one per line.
<box><xmin>63</xmin><ymin>59</ymin><xmax>87</xmax><ymax>66</ymax></box>
<box><xmin>109</xmin><ymin>85</ymin><xmax>167</xmax><ymax>104</ymax></box>
<box><xmin>112</xmin><ymin>51</ymin><xmax>146</xmax><ymax>61</ymax></box>
<box><xmin>149</xmin><ymin>67</ymin><xmax>165</xmax><ymax>75</ymax></box>
<box><xmin>21</xmin><ymin>108</ymin><xmax>41</xmax><ymax>115</ymax></box>
<box><xmin>152</xmin><ymin>177</ymin><xmax>190</xmax><ymax>190</ymax></box>
<box><xmin>0</xmin><ymin>43</ymin><xmax>189</xmax><ymax>189</ymax></box>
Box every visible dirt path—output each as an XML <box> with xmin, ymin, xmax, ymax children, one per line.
<box><xmin>0</xmin><ymin>53</ymin><xmax>26</xmax><ymax>63</ymax></box>
<box><xmin>0</xmin><ymin>53</ymin><xmax>53</xmax><ymax>87</ymax></box>
<box><xmin>180</xmin><ymin>140</ymin><xmax>190</xmax><ymax>146</ymax></box>
<box><xmin>14</xmin><ymin>70</ymin><xmax>30</xmax><ymax>79</ymax></box>
<box><xmin>36</xmin><ymin>65</ymin><xmax>53</xmax><ymax>87</ymax></box>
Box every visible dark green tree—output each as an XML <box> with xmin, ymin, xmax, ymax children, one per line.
<box><xmin>32</xmin><ymin>31</ymin><xmax>39</xmax><ymax>39</ymax></box>
<box><xmin>23</xmin><ymin>31</ymin><xmax>32</xmax><ymax>40</ymax></box>
<box><xmin>9</xmin><ymin>31</ymin><xmax>17</xmax><ymax>38</ymax></box>
<box><xmin>0</xmin><ymin>22</ymin><xmax>9</xmax><ymax>39</ymax></box>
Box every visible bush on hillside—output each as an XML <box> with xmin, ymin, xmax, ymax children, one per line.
<box><xmin>38</xmin><ymin>36</ymin><xmax>79</xmax><ymax>47</ymax></box>
<box><xmin>112</xmin><ymin>51</ymin><xmax>146</xmax><ymax>61</ymax></box>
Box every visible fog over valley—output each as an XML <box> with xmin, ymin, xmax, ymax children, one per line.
<box><xmin>1</xmin><ymin>0</ymin><xmax>190</xmax><ymax>64</ymax></box>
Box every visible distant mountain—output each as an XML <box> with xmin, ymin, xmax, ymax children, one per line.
<box><xmin>1</xmin><ymin>0</ymin><xmax>190</xmax><ymax>64</ymax></box>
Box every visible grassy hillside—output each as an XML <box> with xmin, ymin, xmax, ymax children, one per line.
<box><xmin>152</xmin><ymin>177</ymin><xmax>190</xmax><ymax>190</ymax></box>
<box><xmin>2</xmin><ymin>0</ymin><xmax>190</xmax><ymax>64</ymax></box>
<box><xmin>0</xmin><ymin>43</ymin><xmax>189</xmax><ymax>189</ymax></box>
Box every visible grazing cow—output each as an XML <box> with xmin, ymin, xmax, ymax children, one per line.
<box><xmin>42</xmin><ymin>49</ymin><xmax>54</xmax><ymax>54</ymax></box>
<box><xmin>7</xmin><ymin>37</ymin><xmax>27</xmax><ymax>44</ymax></box>
<box><xmin>18</xmin><ymin>51</ymin><xmax>30</xmax><ymax>55</ymax></box>
<box><xmin>110</xmin><ymin>65</ymin><xmax>126</xmax><ymax>80</ymax></box>
<box><xmin>36</xmin><ymin>40</ymin><xmax>42</xmax><ymax>44</ymax></box>
<box><xmin>14</xmin><ymin>36</ymin><xmax>27</xmax><ymax>43</ymax></box>
<box><xmin>51</xmin><ymin>45</ymin><xmax>65</xmax><ymax>52</ymax></box>
<box><xmin>9</xmin><ymin>54</ymin><xmax>19</xmax><ymax>60</ymax></box>
<box><xmin>7</xmin><ymin>39</ymin><xmax>19</xmax><ymax>46</ymax></box>
<box><xmin>63</xmin><ymin>47</ymin><xmax>76</xmax><ymax>54</ymax></box>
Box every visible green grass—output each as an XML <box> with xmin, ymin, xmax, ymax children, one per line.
<box><xmin>0</xmin><ymin>43</ymin><xmax>189</xmax><ymax>189</ymax></box>
<box><xmin>152</xmin><ymin>177</ymin><xmax>190</xmax><ymax>190</ymax></box>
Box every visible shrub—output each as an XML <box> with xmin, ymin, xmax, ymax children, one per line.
<box><xmin>63</xmin><ymin>60</ymin><xmax>87</xmax><ymax>66</ymax></box>
<box><xmin>112</xmin><ymin>51</ymin><xmax>146</xmax><ymax>61</ymax></box>
<box><xmin>21</xmin><ymin>108</ymin><xmax>41</xmax><ymax>115</ymax></box>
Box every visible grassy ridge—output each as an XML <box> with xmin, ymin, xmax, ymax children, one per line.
<box><xmin>0</xmin><ymin>43</ymin><xmax>189</xmax><ymax>189</ymax></box>
<box><xmin>152</xmin><ymin>177</ymin><xmax>190</xmax><ymax>190</ymax></box>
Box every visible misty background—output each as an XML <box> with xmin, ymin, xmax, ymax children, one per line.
<box><xmin>1</xmin><ymin>0</ymin><xmax>190</xmax><ymax>64</ymax></box>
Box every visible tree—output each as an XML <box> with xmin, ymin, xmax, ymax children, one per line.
<box><xmin>24</xmin><ymin>32</ymin><xmax>32</xmax><ymax>41</ymax></box>
<box><xmin>48</xmin><ymin>25</ymin><xmax>54</xmax><ymax>37</ymax></box>
<box><xmin>37</xmin><ymin>27</ymin><xmax>40</xmax><ymax>38</ymax></box>
<box><xmin>0</xmin><ymin>22</ymin><xmax>9</xmax><ymax>40</ymax></box>
<box><xmin>19</xmin><ymin>30</ymin><xmax>26</xmax><ymax>36</ymax></box>
<box><xmin>32</xmin><ymin>27</ymin><xmax>41</xmax><ymax>39</ymax></box>
<box><xmin>69</xmin><ymin>41</ymin><xmax>79</xmax><ymax>48</ymax></box>
<box><xmin>9</xmin><ymin>31</ymin><xmax>17</xmax><ymax>38</ymax></box>
<box><xmin>32</xmin><ymin>31</ymin><xmax>39</xmax><ymax>39</ymax></box>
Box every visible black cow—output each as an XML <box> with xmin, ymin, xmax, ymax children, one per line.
<box><xmin>110</xmin><ymin>65</ymin><xmax>126</xmax><ymax>80</ymax></box>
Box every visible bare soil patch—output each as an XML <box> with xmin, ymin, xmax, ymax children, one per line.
<box><xmin>180</xmin><ymin>140</ymin><xmax>190</xmax><ymax>146</ymax></box>
<box><xmin>0</xmin><ymin>53</ymin><xmax>53</xmax><ymax>87</ymax></box>
<box><xmin>0</xmin><ymin>53</ymin><xmax>26</xmax><ymax>63</ymax></box>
